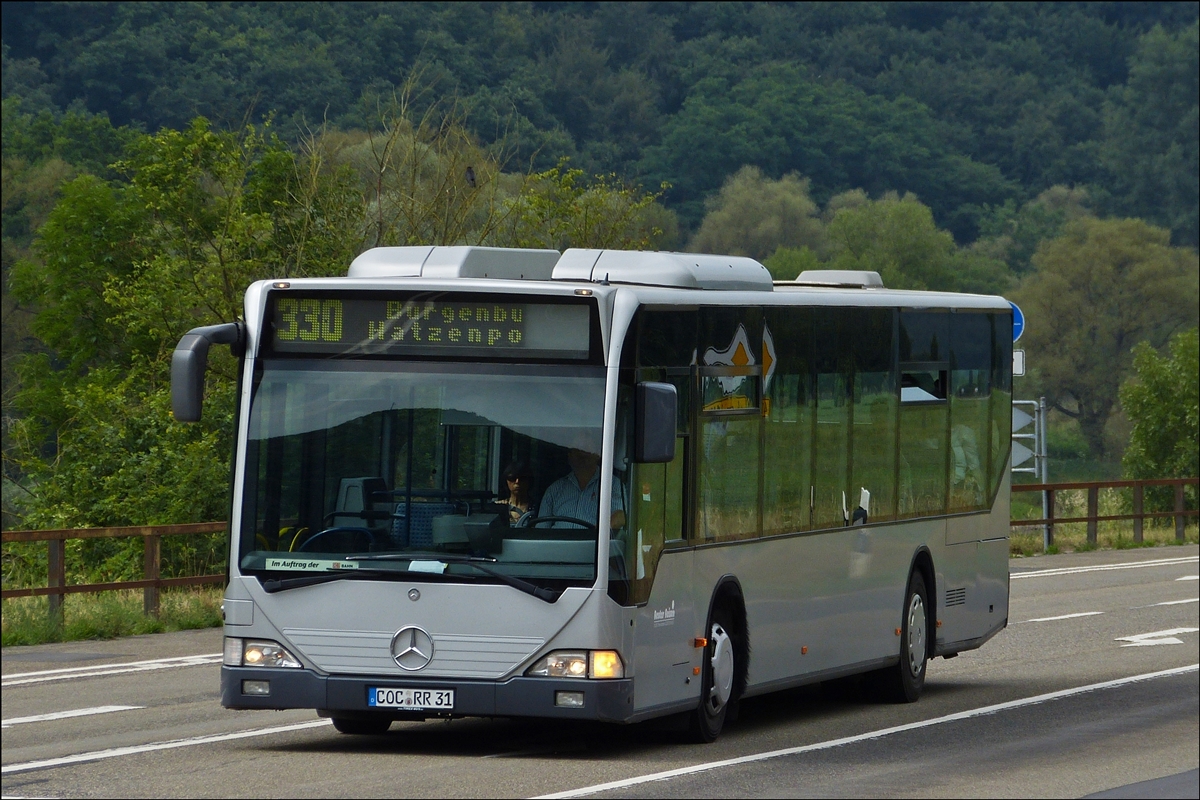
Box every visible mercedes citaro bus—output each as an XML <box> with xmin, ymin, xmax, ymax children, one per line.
<box><xmin>172</xmin><ymin>246</ymin><xmax>1011</xmax><ymax>741</ymax></box>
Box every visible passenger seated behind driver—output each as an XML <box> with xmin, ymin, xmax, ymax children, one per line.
<box><xmin>538</xmin><ymin>448</ymin><xmax>626</xmax><ymax>530</ymax></box>
<box><xmin>498</xmin><ymin>461</ymin><xmax>535</xmax><ymax>526</ymax></box>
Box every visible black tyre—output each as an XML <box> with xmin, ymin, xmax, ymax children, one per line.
<box><xmin>873</xmin><ymin>570</ymin><xmax>929</xmax><ymax>703</ymax></box>
<box><xmin>331</xmin><ymin>716</ymin><xmax>392</xmax><ymax>735</ymax></box>
<box><xmin>688</xmin><ymin>606</ymin><xmax>738</xmax><ymax>743</ymax></box>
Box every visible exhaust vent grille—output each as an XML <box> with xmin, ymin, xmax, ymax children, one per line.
<box><xmin>946</xmin><ymin>587</ymin><xmax>967</xmax><ymax>607</ymax></box>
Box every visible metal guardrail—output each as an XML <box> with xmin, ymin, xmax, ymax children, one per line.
<box><xmin>1011</xmin><ymin>477</ymin><xmax>1198</xmax><ymax>548</ymax></box>
<box><xmin>1</xmin><ymin>522</ymin><xmax>227</xmax><ymax>619</ymax></box>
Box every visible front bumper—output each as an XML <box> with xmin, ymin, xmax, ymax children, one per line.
<box><xmin>221</xmin><ymin>666</ymin><xmax>635</xmax><ymax>722</ymax></box>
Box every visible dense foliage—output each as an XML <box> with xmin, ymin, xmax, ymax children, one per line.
<box><xmin>1120</xmin><ymin>328</ymin><xmax>1200</xmax><ymax>481</ymax></box>
<box><xmin>3</xmin><ymin>2</ymin><xmax>1197</xmax><ymax>242</ymax></box>
<box><xmin>1</xmin><ymin>2</ymin><xmax>1198</xmax><ymax>541</ymax></box>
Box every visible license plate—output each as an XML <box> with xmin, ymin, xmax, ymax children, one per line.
<box><xmin>369</xmin><ymin>687</ymin><xmax>455</xmax><ymax>710</ymax></box>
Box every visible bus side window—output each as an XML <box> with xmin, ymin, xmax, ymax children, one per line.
<box><xmin>812</xmin><ymin>308</ymin><xmax>851</xmax><ymax>529</ymax></box>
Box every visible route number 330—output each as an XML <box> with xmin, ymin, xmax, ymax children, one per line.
<box><xmin>277</xmin><ymin>298</ymin><xmax>343</xmax><ymax>343</ymax></box>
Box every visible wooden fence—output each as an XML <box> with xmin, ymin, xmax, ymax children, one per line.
<box><xmin>1</xmin><ymin>522</ymin><xmax>226</xmax><ymax>620</ymax></box>
<box><xmin>1011</xmin><ymin>477</ymin><xmax>1198</xmax><ymax>547</ymax></box>
<box><xmin>2</xmin><ymin>477</ymin><xmax>1196</xmax><ymax>620</ymax></box>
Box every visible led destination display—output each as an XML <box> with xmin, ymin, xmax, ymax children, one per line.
<box><xmin>269</xmin><ymin>294</ymin><xmax>593</xmax><ymax>359</ymax></box>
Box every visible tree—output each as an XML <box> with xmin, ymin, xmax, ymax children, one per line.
<box><xmin>824</xmin><ymin>192</ymin><xmax>957</xmax><ymax>291</ymax></box>
<box><xmin>1100</xmin><ymin>22</ymin><xmax>1200</xmax><ymax>247</ymax></box>
<box><xmin>688</xmin><ymin>166</ymin><xmax>824</xmax><ymax>262</ymax></box>
<box><xmin>499</xmin><ymin>160</ymin><xmax>672</xmax><ymax>251</ymax></box>
<box><xmin>1120</xmin><ymin>328</ymin><xmax>1199</xmax><ymax>481</ymax></box>
<box><xmin>6</xmin><ymin>117</ymin><xmax>364</xmax><ymax>528</ymax></box>
<box><xmin>1013</xmin><ymin>218</ymin><xmax>1199</xmax><ymax>460</ymax></box>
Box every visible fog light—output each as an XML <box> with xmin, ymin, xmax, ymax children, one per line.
<box><xmin>555</xmin><ymin>691</ymin><xmax>585</xmax><ymax>708</ymax></box>
<box><xmin>242</xmin><ymin>680</ymin><xmax>271</xmax><ymax>696</ymax></box>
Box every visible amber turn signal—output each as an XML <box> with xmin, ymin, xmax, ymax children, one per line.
<box><xmin>693</xmin><ymin>637</ymin><xmax>708</xmax><ymax>648</ymax></box>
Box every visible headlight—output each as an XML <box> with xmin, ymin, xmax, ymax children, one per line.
<box><xmin>238</xmin><ymin>639</ymin><xmax>302</xmax><ymax>668</ymax></box>
<box><xmin>525</xmin><ymin>649</ymin><xmax>623</xmax><ymax>679</ymax></box>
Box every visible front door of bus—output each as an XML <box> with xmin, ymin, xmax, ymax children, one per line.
<box><xmin>630</xmin><ymin>437</ymin><xmax>697</xmax><ymax>711</ymax></box>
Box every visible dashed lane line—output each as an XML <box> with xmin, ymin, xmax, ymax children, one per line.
<box><xmin>2</xmin><ymin>654</ymin><xmax>223</xmax><ymax>688</ymax></box>
<box><xmin>3</xmin><ymin>706</ymin><xmax>144</xmax><ymax>728</ymax></box>
<box><xmin>1020</xmin><ymin>611</ymin><xmax>1105</xmax><ymax>623</ymax></box>
<box><xmin>1</xmin><ymin>720</ymin><xmax>331</xmax><ymax>775</ymax></box>
<box><xmin>1011</xmin><ymin>556</ymin><xmax>1198</xmax><ymax>580</ymax></box>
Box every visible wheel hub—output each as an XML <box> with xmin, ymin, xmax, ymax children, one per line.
<box><xmin>709</xmin><ymin>622</ymin><xmax>734</xmax><ymax>709</ymax></box>
<box><xmin>906</xmin><ymin>594</ymin><xmax>927</xmax><ymax>676</ymax></box>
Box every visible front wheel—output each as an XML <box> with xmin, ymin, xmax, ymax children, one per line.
<box><xmin>873</xmin><ymin>570</ymin><xmax>929</xmax><ymax>703</ymax></box>
<box><xmin>688</xmin><ymin>606</ymin><xmax>737</xmax><ymax>742</ymax></box>
<box><xmin>331</xmin><ymin>716</ymin><xmax>392</xmax><ymax>735</ymax></box>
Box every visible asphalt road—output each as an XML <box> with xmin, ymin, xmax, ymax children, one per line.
<box><xmin>3</xmin><ymin>545</ymin><xmax>1197</xmax><ymax>799</ymax></box>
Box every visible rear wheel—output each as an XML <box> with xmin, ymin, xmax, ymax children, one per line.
<box><xmin>331</xmin><ymin>716</ymin><xmax>392</xmax><ymax>735</ymax></box>
<box><xmin>873</xmin><ymin>570</ymin><xmax>929</xmax><ymax>703</ymax></box>
<box><xmin>688</xmin><ymin>606</ymin><xmax>737</xmax><ymax>742</ymax></box>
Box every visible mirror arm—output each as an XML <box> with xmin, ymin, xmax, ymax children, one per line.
<box><xmin>171</xmin><ymin>322</ymin><xmax>245</xmax><ymax>422</ymax></box>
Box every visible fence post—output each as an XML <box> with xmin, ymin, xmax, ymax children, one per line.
<box><xmin>1086</xmin><ymin>486</ymin><xmax>1098</xmax><ymax>546</ymax></box>
<box><xmin>1044</xmin><ymin>488</ymin><xmax>1055</xmax><ymax>551</ymax></box>
<box><xmin>1176</xmin><ymin>484</ymin><xmax>1186</xmax><ymax>543</ymax></box>
<box><xmin>47</xmin><ymin>538</ymin><xmax>66</xmax><ymax>625</ymax></box>
<box><xmin>144</xmin><ymin>534</ymin><xmax>161</xmax><ymax>617</ymax></box>
<box><xmin>1133</xmin><ymin>483</ymin><xmax>1144</xmax><ymax>544</ymax></box>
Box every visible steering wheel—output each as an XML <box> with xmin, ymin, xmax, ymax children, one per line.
<box><xmin>514</xmin><ymin>509</ymin><xmax>535</xmax><ymax>528</ymax></box>
<box><xmin>293</xmin><ymin>526</ymin><xmax>376</xmax><ymax>552</ymax></box>
<box><xmin>523</xmin><ymin>515</ymin><xmax>599</xmax><ymax>533</ymax></box>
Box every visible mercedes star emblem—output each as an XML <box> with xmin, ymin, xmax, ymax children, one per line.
<box><xmin>408</xmin><ymin>588</ymin><xmax>420</xmax><ymax>601</ymax></box>
<box><xmin>390</xmin><ymin>625</ymin><xmax>435</xmax><ymax>671</ymax></box>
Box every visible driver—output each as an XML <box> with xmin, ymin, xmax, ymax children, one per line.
<box><xmin>538</xmin><ymin>448</ymin><xmax>626</xmax><ymax>531</ymax></box>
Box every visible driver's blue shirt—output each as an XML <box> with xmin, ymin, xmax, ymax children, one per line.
<box><xmin>538</xmin><ymin>469</ymin><xmax>623</xmax><ymax>526</ymax></box>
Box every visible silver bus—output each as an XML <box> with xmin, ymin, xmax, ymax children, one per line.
<box><xmin>173</xmin><ymin>246</ymin><xmax>1012</xmax><ymax>741</ymax></box>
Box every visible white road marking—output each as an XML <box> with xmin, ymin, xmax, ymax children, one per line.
<box><xmin>1116</xmin><ymin>628</ymin><xmax>1200</xmax><ymax>647</ymax></box>
<box><xmin>1152</xmin><ymin>598</ymin><xmax>1199</xmax><ymax>606</ymax></box>
<box><xmin>1010</xmin><ymin>556</ymin><xmax>1198</xmax><ymax>580</ymax></box>
<box><xmin>1022</xmin><ymin>611</ymin><xmax>1104</xmax><ymax>623</ymax></box>
<box><xmin>2</xmin><ymin>654</ymin><xmax>222</xmax><ymax>688</ymax></box>
<box><xmin>0</xmin><ymin>719</ymin><xmax>330</xmax><ymax>775</ymax></box>
<box><xmin>1177</xmin><ymin>575</ymin><xmax>1199</xmax><ymax>581</ymax></box>
<box><xmin>2</xmin><ymin>705</ymin><xmax>144</xmax><ymax>728</ymax></box>
<box><xmin>533</xmin><ymin>664</ymin><xmax>1200</xmax><ymax>799</ymax></box>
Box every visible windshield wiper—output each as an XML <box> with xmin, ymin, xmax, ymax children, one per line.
<box><xmin>350</xmin><ymin>552</ymin><xmax>563</xmax><ymax>603</ymax></box>
<box><xmin>260</xmin><ymin>567</ymin><xmax>457</xmax><ymax>594</ymax></box>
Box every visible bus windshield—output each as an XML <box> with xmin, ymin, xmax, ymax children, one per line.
<box><xmin>238</xmin><ymin>360</ymin><xmax>607</xmax><ymax>588</ymax></box>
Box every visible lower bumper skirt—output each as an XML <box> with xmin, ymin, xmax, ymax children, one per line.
<box><xmin>221</xmin><ymin>666</ymin><xmax>635</xmax><ymax>722</ymax></box>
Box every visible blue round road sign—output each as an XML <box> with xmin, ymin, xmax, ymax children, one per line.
<box><xmin>1009</xmin><ymin>301</ymin><xmax>1025</xmax><ymax>342</ymax></box>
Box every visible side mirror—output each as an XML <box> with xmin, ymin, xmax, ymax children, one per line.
<box><xmin>634</xmin><ymin>382</ymin><xmax>677</xmax><ymax>463</ymax></box>
<box><xmin>171</xmin><ymin>322</ymin><xmax>245</xmax><ymax>422</ymax></box>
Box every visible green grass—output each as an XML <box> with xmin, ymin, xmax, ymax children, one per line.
<box><xmin>1009</xmin><ymin>521</ymin><xmax>1198</xmax><ymax>558</ymax></box>
<box><xmin>1</xmin><ymin>588</ymin><xmax>223</xmax><ymax>647</ymax></box>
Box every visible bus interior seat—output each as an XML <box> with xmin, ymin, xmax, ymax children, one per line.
<box><xmin>333</xmin><ymin>477</ymin><xmax>391</xmax><ymax>530</ymax></box>
<box><xmin>393</xmin><ymin>502</ymin><xmax>458</xmax><ymax>548</ymax></box>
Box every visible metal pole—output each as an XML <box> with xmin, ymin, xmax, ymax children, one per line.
<box><xmin>1040</xmin><ymin>396</ymin><xmax>1050</xmax><ymax>551</ymax></box>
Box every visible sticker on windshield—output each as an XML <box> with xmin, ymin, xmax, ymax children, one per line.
<box><xmin>265</xmin><ymin>558</ymin><xmax>360</xmax><ymax>572</ymax></box>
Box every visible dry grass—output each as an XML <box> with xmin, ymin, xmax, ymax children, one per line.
<box><xmin>1</xmin><ymin>587</ymin><xmax>223</xmax><ymax>647</ymax></box>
